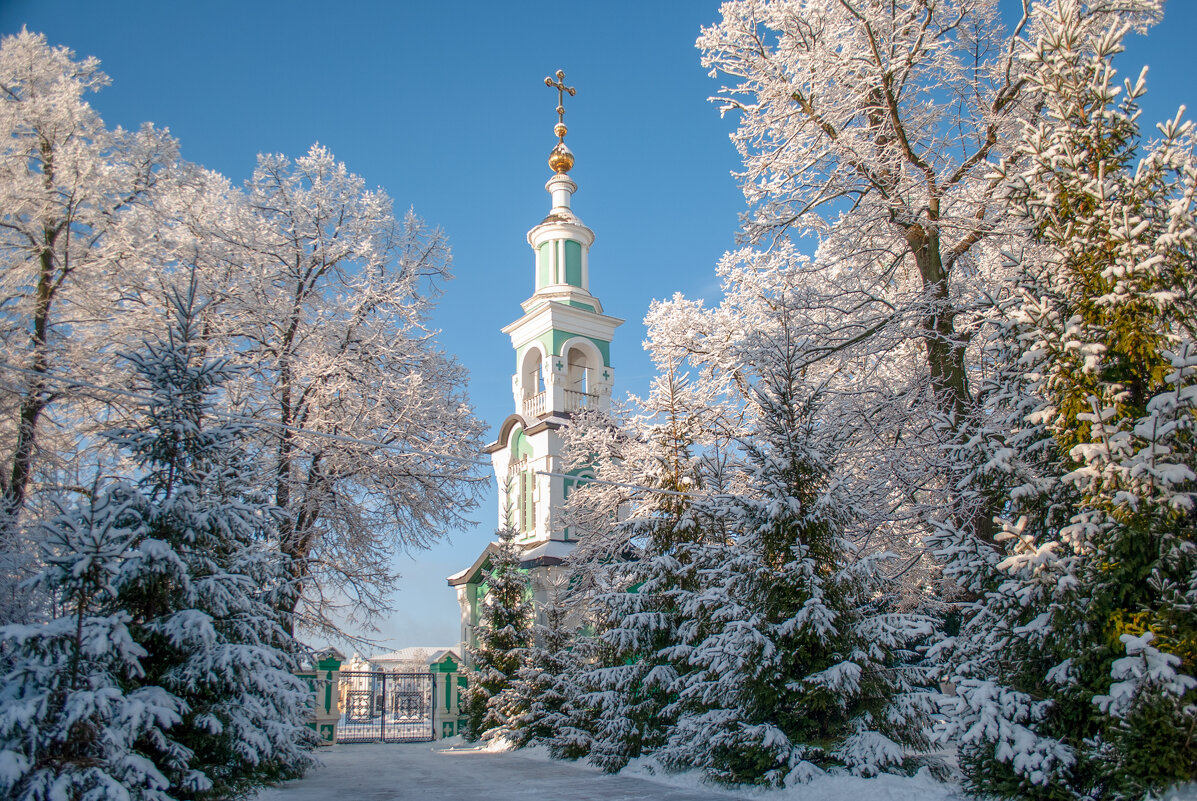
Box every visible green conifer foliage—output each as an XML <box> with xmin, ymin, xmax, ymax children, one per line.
<box><xmin>656</xmin><ymin>282</ymin><xmax>935</xmax><ymax>785</ymax></box>
<box><xmin>462</xmin><ymin>525</ymin><xmax>532</xmax><ymax>742</ymax></box>
<box><xmin>576</xmin><ymin>364</ymin><xmax>716</xmax><ymax>774</ymax></box>
<box><xmin>500</xmin><ymin>584</ymin><xmax>586</xmax><ymax>753</ymax></box>
<box><xmin>940</xmin><ymin>4</ymin><xmax>1197</xmax><ymax>798</ymax></box>
<box><xmin>0</xmin><ymin>283</ymin><xmax>314</xmax><ymax>800</ymax></box>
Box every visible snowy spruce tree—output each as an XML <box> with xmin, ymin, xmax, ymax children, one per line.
<box><xmin>935</xmin><ymin>5</ymin><xmax>1197</xmax><ymax>798</ymax></box>
<box><xmin>0</xmin><ymin>487</ymin><xmax>189</xmax><ymax>799</ymax></box>
<box><xmin>495</xmin><ymin>581</ymin><xmax>587</xmax><ymax>754</ymax></box>
<box><xmin>565</xmin><ymin>362</ymin><xmax>728</xmax><ymax>774</ymax></box>
<box><xmin>0</xmin><ymin>284</ymin><xmax>314</xmax><ymax>800</ymax></box>
<box><xmin>462</xmin><ymin>522</ymin><xmax>533</xmax><ymax>742</ymax></box>
<box><xmin>643</xmin><ymin>257</ymin><xmax>936</xmax><ymax>785</ymax></box>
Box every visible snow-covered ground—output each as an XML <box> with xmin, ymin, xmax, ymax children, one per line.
<box><xmin>254</xmin><ymin>739</ymin><xmax>966</xmax><ymax>801</ymax></box>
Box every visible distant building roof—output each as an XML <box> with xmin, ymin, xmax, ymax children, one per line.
<box><xmin>368</xmin><ymin>646</ymin><xmax>461</xmax><ymax>667</ymax></box>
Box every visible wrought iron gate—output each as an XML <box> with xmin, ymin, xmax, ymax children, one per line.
<box><xmin>335</xmin><ymin>671</ymin><xmax>436</xmax><ymax>743</ymax></box>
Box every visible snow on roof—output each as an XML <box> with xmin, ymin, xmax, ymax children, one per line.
<box><xmin>446</xmin><ymin>566</ymin><xmax>472</xmax><ymax>582</ymax></box>
<box><xmin>518</xmin><ymin>539</ymin><xmax>575</xmax><ymax>561</ymax></box>
<box><xmin>369</xmin><ymin>646</ymin><xmax>461</xmax><ymax>665</ymax></box>
<box><xmin>448</xmin><ymin>537</ymin><xmax>577</xmax><ymax>587</ymax></box>
<box><xmin>447</xmin><ymin>541</ymin><xmax>500</xmax><ymax>586</ymax></box>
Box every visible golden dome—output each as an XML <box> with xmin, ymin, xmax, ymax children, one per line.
<box><xmin>548</xmin><ymin>141</ymin><xmax>574</xmax><ymax>174</ymax></box>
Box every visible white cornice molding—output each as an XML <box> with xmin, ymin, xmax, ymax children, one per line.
<box><xmin>527</xmin><ymin>219</ymin><xmax>596</xmax><ymax>249</ymax></box>
<box><xmin>502</xmin><ymin>300</ymin><xmax>624</xmax><ymax>347</ymax></box>
<box><xmin>520</xmin><ymin>285</ymin><xmax>604</xmax><ymax>314</ymax></box>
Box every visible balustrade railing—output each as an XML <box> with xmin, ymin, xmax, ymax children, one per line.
<box><xmin>564</xmin><ymin>389</ymin><xmax>596</xmax><ymax>412</ymax></box>
<box><xmin>522</xmin><ymin>389</ymin><xmax>597</xmax><ymax>416</ymax></box>
<box><xmin>507</xmin><ymin>458</ymin><xmax>528</xmax><ymax>481</ymax></box>
<box><xmin>523</xmin><ymin>392</ymin><xmax>546</xmax><ymax>418</ymax></box>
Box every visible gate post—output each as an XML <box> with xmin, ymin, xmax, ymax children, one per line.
<box><xmin>379</xmin><ymin>672</ymin><xmax>387</xmax><ymax>743</ymax></box>
<box><xmin>301</xmin><ymin>649</ymin><xmax>342</xmax><ymax>745</ymax></box>
<box><xmin>431</xmin><ymin>668</ymin><xmax>448</xmax><ymax>740</ymax></box>
<box><xmin>430</xmin><ymin>656</ymin><xmax>464</xmax><ymax>739</ymax></box>
<box><xmin>430</xmin><ymin>673</ymin><xmax>438</xmax><ymax>741</ymax></box>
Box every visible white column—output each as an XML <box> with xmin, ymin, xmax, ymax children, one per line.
<box><xmin>548</xmin><ymin>174</ymin><xmax>576</xmax><ymax>210</ymax></box>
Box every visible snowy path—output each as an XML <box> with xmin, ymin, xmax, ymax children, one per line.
<box><xmin>255</xmin><ymin>741</ymin><xmax>746</xmax><ymax>801</ymax></box>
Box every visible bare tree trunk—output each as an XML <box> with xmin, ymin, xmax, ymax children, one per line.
<box><xmin>4</xmin><ymin>216</ymin><xmax>61</xmax><ymax>524</ymax></box>
<box><xmin>907</xmin><ymin>223</ymin><xmax>997</xmax><ymax>547</ymax></box>
<box><xmin>907</xmin><ymin>224</ymin><xmax>969</xmax><ymax>422</ymax></box>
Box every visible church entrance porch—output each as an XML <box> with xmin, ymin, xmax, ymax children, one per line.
<box><xmin>335</xmin><ymin>670</ymin><xmax>436</xmax><ymax>743</ymax></box>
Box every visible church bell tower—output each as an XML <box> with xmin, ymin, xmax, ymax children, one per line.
<box><xmin>448</xmin><ymin>71</ymin><xmax>623</xmax><ymax>652</ymax></box>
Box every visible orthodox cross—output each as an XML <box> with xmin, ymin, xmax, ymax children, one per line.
<box><xmin>544</xmin><ymin>70</ymin><xmax>576</xmax><ymax>139</ymax></box>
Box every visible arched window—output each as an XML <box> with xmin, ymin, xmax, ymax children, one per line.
<box><xmin>566</xmin><ymin>346</ymin><xmax>590</xmax><ymax>394</ymax></box>
<box><xmin>519</xmin><ymin>347</ymin><xmax>547</xmax><ymax>417</ymax></box>
<box><xmin>520</xmin><ymin>347</ymin><xmax>545</xmax><ymax>399</ymax></box>
<box><xmin>508</xmin><ymin>428</ymin><xmax>536</xmax><ymax>534</ymax></box>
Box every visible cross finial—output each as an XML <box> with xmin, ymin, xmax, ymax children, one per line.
<box><xmin>544</xmin><ymin>69</ymin><xmax>576</xmax><ymax>142</ymax></box>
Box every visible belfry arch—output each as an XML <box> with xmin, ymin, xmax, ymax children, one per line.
<box><xmin>561</xmin><ymin>336</ymin><xmax>602</xmax><ymax>401</ymax></box>
<box><xmin>518</xmin><ymin>345</ymin><xmax>548</xmax><ymax>418</ymax></box>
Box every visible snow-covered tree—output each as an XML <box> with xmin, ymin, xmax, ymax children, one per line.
<box><xmin>0</xmin><ymin>31</ymin><xmax>487</xmax><ymax>638</ymax></box>
<box><xmin>197</xmin><ymin>146</ymin><xmax>488</xmax><ymax>635</ymax></box>
<box><xmin>111</xmin><ymin>284</ymin><xmax>316</xmax><ymax>796</ymax></box>
<box><xmin>495</xmin><ymin>580</ymin><xmax>586</xmax><ymax>753</ymax></box>
<box><xmin>637</xmin><ymin>252</ymin><xmax>937</xmax><ymax>784</ymax></box>
<box><xmin>0</xmin><ymin>30</ymin><xmax>178</xmax><ymax>620</ymax></box>
<box><xmin>934</xmin><ymin>5</ymin><xmax>1197</xmax><ymax>797</ymax></box>
<box><xmin>694</xmin><ymin>0</ymin><xmax>1165</xmax><ymax>585</ymax></box>
<box><xmin>462</xmin><ymin>525</ymin><xmax>533</xmax><ymax>742</ymax></box>
<box><xmin>0</xmin><ymin>283</ymin><xmax>315</xmax><ymax>800</ymax></box>
<box><xmin>565</xmin><ymin>362</ymin><xmax>730</xmax><ymax>774</ymax></box>
<box><xmin>539</xmin><ymin>618</ymin><xmax>595</xmax><ymax>761</ymax></box>
<box><xmin>0</xmin><ymin>486</ymin><xmax>188</xmax><ymax>800</ymax></box>
<box><xmin>102</xmin><ymin>143</ymin><xmax>488</xmax><ymax>640</ymax></box>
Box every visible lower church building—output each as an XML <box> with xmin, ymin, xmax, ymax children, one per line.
<box><xmin>448</xmin><ymin>73</ymin><xmax>621</xmax><ymax>658</ymax></box>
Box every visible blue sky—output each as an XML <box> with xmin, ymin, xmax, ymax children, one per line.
<box><xmin>3</xmin><ymin>1</ymin><xmax>1195</xmax><ymax>652</ymax></box>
